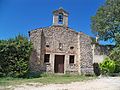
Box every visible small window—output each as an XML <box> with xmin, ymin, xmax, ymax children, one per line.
<box><xmin>69</xmin><ymin>55</ymin><xmax>74</xmax><ymax>64</ymax></box>
<box><xmin>44</xmin><ymin>54</ymin><xmax>50</xmax><ymax>63</ymax></box>
<box><xmin>46</xmin><ymin>45</ymin><xmax>49</xmax><ymax>47</ymax></box>
<box><xmin>59</xmin><ymin>43</ymin><xmax>63</xmax><ymax>50</ymax></box>
<box><xmin>70</xmin><ymin>46</ymin><xmax>74</xmax><ymax>49</ymax></box>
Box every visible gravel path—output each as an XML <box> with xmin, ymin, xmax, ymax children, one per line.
<box><xmin>13</xmin><ymin>77</ymin><xmax>120</xmax><ymax>90</ymax></box>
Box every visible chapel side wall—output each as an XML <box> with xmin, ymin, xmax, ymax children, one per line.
<box><xmin>79</xmin><ymin>32</ymin><xmax>94</xmax><ymax>75</ymax></box>
<box><xmin>29</xmin><ymin>29</ymin><xmax>46</xmax><ymax>73</ymax></box>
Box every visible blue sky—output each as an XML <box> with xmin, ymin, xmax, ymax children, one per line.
<box><xmin>0</xmin><ymin>0</ymin><xmax>106</xmax><ymax>42</ymax></box>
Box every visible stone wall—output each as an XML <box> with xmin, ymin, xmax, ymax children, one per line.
<box><xmin>29</xmin><ymin>26</ymin><xmax>94</xmax><ymax>74</ymax></box>
<box><xmin>79</xmin><ymin>32</ymin><xmax>94</xmax><ymax>74</ymax></box>
<box><xmin>93</xmin><ymin>44</ymin><xmax>114</xmax><ymax>63</ymax></box>
<box><xmin>94</xmin><ymin>45</ymin><xmax>113</xmax><ymax>55</ymax></box>
<box><xmin>30</xmin><ymin>26</ymin><xmax>80</xmax><ymax>73</ymax></box>
<box><xmin>43</xmin><ymin>26</ymin><xmax>79</xmax><ymax>73</ymax></box>
<box><xmin>43</xmin><ymin>26</ymin><xmax>78</xmax><ymax>54</ymax></box>
<box><xmin>29</xmin><ymin>29</ymin><xmax>46</xmax><ymax>73</ymax></box>
<box><xmin>94</xmin><ymin>55</ymin><xmax>106</xmax><ymax>63</ymax></box>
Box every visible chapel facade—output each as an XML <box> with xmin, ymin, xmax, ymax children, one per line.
<box><xmin>29</xmin><ymin>8</ymin><xmax>94</xmax><ymax>74</ymax></box>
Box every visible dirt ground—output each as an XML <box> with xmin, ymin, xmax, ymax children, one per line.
<box><xmin>9</xmin><ymin>77</ymin><xmax>120</xmax><ymax>90</ymax></box>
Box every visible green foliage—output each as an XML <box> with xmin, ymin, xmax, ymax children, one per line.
<box><xmin>109</xmin><ymin>45</ymin><xmax>120</xmax><ymax>73</ymax></box>
<box><xmin>91</xmin><ymin>0</ymin><xmax>120</xmax><ymax>44</ymax></box>
<box><xmin>100</xmin><ymin>57</ymin><xmax>115</xmax><ymax>75</ymax></box>
<box><xmin>90</xmin><ymin>37</ymin><xmax>96</xmax><ymax>44</ymax></box>
<box><xmin>91</xmin><ymin>0</ymin><xmax>120</xmax><ymax>74</ymax></box>
<box><xmin>0</xmin><ymin>35</ymin><xmax>32</xmax><ymax>77</ymax></box>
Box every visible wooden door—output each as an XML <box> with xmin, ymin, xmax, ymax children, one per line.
<box><xmin>54</xmin><ymin>55</ymin><xmax>64</xmax><ymax>73</ymax></box>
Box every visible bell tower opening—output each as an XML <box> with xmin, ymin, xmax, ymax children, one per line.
<box><xmin>52</xmin><ymin>7</ymin><xmax>69</xmax><ymax>27</ymax></box>
<box><xmin>58</xmin><ymin>13</ymin><xmax>63</xmax><ymax>24</ymax></box>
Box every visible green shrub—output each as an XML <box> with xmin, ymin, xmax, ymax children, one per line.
<box><xmin>99</xmin><ymin>57</ymin><xmax>115</xmax><ymax>75</ymax></box>
<box><xmin>114</xmin><ymin>61</ymin><xmax>120</xmax><ymax>73</ymax></box>
<box><xmin>0</xmin><ymin>35</ymin><xmax>32</xmax><ymax>77</ymax></box>
<box><xmin>109</xmin><ymin>45</ymin><xmax>120</xmax><ymax>73</ymax></box>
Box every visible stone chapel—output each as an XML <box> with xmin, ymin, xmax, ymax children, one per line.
<box><xmin>29</xmin><ymin>8</ymin><xmax>94</xmax><ymax>74</ymax></box>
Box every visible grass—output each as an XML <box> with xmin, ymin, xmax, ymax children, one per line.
<box><xmin>0</xmin><ymin>73</ymin><xmax>96</xmax><ymax>87</ymax></box>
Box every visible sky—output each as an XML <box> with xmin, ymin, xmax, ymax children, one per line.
<box><xmin>0</xmin><ymin>0</ymin><xmax>107</xmax><ymax>43</ymax></box>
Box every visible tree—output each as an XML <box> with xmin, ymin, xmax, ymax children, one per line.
<box><xmin>91</xmin><ymin>0</ymin><xmax>120</xmax><ymax>44</ymax></box>
<box><xmin>0</xmin><ymin>35</ymin><xmax>32</xmax><ymax>77</ymax></box>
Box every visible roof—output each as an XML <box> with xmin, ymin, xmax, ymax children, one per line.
<box><xmin>29</xmin><ymin>25</ymin><xmax>75</xmax><ymax>33</ymax></box>
<box><xmin>53</xmin><ymin>7</ymin><xmax>69</xmax><ymax>15</ymax></box>
<box><xmin>29</xmin><ymin>25</ymin><xmax>91</xmax><ymax>39</ymax></box>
